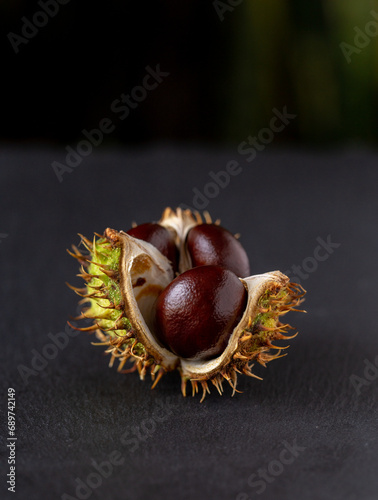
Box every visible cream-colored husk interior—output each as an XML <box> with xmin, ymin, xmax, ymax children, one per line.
<box><xmin>118</xmin><ymin>230</ymin><xmax>288</xmax><ymax>378</ymax></box>
<box><xmin>118</xmin><ymin>232</ymin><xmax>179</xmax><ymax>369</ymax></box>
<box><xmin>180</xmin><ymin>271</ymin><xmax>288</xmax><ymax>379</ymax></box>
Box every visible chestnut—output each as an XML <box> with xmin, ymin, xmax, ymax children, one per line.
<box><xmin>127</xmin><ymin>223</ymin><xmax>178</xmax><ymax>272</ymax></box>
<box><xmin>69</xmin><ymin>207</ymin><xmax>306</xmax><ymax>401</ymax></box>
<box><xmin>186</xmin><ymin>223</ymin><xmax>250</xmax><ymax>278</ymax></box>
<box><xmin>154</xmin><ymin>265</ymin><xmax>248</xmax><ymax>360</ymax></box>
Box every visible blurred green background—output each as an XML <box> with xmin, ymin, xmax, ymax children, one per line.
<box><xmin>1</xmin><ymin>0</ymin><xmax>378</xmax><ymax>146</ymax></box>
<box><xmin>223</xmin><ymin>0</ymin><xmax>378</xmax><ymax>145</ymax></box>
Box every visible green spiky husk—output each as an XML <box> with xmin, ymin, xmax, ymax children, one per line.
<box><xmin>179</xmin><ymin>282</ymin><xmax>304</xmax><ymax>401</ymax></box>
<box><xmin>68</xmin><ymin>232</ymin><xmax>305</xmax><ymax>401</ymax></box>
<box><xmin>68</xmin><ymin>234</ymin><xmax>164</xmax><ymax>381</ymax></box>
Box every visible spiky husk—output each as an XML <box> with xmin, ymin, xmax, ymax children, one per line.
<box><xmin>67</xmin><ymin>209</ymin><xmax>306</xmax><ymax>402</ymax></box>
<box><xmin>179</xmin><ymin>278</ymin><xmax>305</xmax><ymax>401</ymax></box>
<box><xmin>67</xmin><ymin>231</ymin><xmax>174</xmax><ymax>385</ymax></box>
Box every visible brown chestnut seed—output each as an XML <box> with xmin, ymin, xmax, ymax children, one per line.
<box><xmin>69</xmin><ymin>208</ymin><xmax>306</xmax><ymax>401</ymax></box>
<box><xmin>154</xmin><ymin>265</ymin><xmax>248</xmax><ymax>360</ymax></box>
<box><xmin>127</xmin><ymin>223</ymin><xmax>178</xmax><ymax>272</ymax></box>
<box><xmin>186</xmin><ymin>223</ymin><xmax>250</xmax><ymax>278</ymax></box>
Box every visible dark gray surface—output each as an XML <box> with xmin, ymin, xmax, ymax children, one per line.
<box><xmin>1</xmin><ymin>145</ymin><xmax>378</xmax><ymax>500</ymax></box>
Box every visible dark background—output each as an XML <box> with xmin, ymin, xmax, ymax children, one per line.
<box><xmin>1</xmin><ymin>1</ymin><xmax>378</xmax><ymax>500</ymax></box>
<box><xmin>1</xmin><ymin>0</ymin><xmax>378</xmax><ymax>146</ymax></box>
<box><xmin>1</xmin><ymin>149</ymin><xmax>378</xmax><ymax>500</ymax></box>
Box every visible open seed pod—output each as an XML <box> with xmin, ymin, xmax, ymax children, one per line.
<box><xmin>67</xmin><ymin>208</ymin><xmax>306</xmax><ymax>402</ymax></box>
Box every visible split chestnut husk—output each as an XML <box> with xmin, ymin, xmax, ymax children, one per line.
<box><xmin>67</xmin><ymin>208</ymin><xmax>306</xmax><ymax>402</ymax></box>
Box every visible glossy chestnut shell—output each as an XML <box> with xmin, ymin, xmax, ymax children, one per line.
<box><xmin>186</xmin><ymin>223</ymin><xmax>250</xmax><ymax>277</ymax></box>
<box><xmin>154</xmin><ymin>265</ymin><xmax>248</xmax><ymax>360</ymax></box>
<box><xmin>127</xmin><ymin>222</ymin><xmax>178</xmax><ymax>272</ymax></box>
<box><xmin>68</xmin><ymin>207</ymin><xmax>306</xmax><ymax>402</ymax></box>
